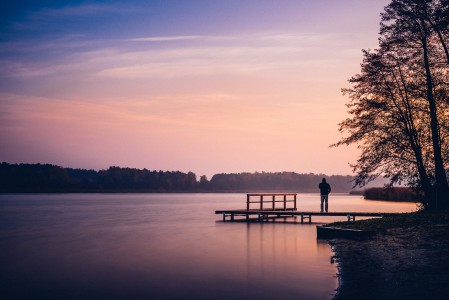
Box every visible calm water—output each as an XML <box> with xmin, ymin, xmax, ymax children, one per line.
<box><xmin>0</xmin><ymin>193</ymin><xmax>416</xmax><ymax>300</ymax></box>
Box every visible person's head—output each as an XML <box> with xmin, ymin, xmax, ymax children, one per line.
<box><xmin>322</xmin><ymin>178</ymin><xmax>326</xmax><ymax>182</ymax></box>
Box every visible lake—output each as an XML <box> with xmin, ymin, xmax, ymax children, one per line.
<box><xmin>0</xmin><ymin>193</ymin><xmax>416</xmax><ymax>300</ymax></box>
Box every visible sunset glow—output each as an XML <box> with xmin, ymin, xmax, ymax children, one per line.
<box><xmin>0</xmin><ymin>0</ymin><xmax>390</xmax><ymax>177</ymax></box>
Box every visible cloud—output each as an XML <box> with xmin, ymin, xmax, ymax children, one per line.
<box><xmin>91</xmin><ymin>33</ymin><xmax>359</xmax><ymax>79</ymax></box>
<box><xmin>129</xmin><ymin>36</ymin><xmax>204</xmax><ymax>42</ymax></box>
<box><xmin>0</xmin><ymin>33</ymin><xmax>297</xmax><ymax>78</ymax></box>
<box><xmin>0</xmin><ymin>31</ymin><xmax>364</xmax><ymax>95</ymax></box>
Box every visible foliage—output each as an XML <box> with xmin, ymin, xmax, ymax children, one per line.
<box><xmin>335</xmin><ymin>0</ymin><xmax>449</xmax><ymax>209</ymax></box>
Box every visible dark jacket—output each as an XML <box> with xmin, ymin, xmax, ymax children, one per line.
<box><xmin>319</xmin><ymin>182</ymin><xmax>331</xmax><ymax>195</ymax></box>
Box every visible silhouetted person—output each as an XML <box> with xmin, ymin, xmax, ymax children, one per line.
<box><xmin>319</xmin><ymin>178</ymin><xmax>331</xmax><ymax>212</ymax></box>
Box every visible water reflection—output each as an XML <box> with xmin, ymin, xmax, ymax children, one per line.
<box><xmin>238</xmin><ymin>221</ymin><xmax>337</xmax><ymax>299</ymax></box>
<box><xmin>0</xmin><ymin>193</ymin><xmax>414</xmax><ymax>300</ymax></box>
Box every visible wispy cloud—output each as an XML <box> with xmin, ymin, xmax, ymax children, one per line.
<box><xmin>92</xmin><ymin>32</ymin><xmax>358</xmax><ymax>79</ymax></box>
<box><xmin>1</xmin><ymin>32</ymin><xmax>362</xmax><ymax>84</ymax></box>
<box><xmin>127</xmin><ymin>32</ymin><xmax>340</xmax><ymax>44</ymax></box>
<box><xmin>129</xmin><ymin>36</ymin><xmax>204</xmax><ymax>42</ymax></box>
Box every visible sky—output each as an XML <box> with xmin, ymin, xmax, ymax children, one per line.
<box><xmin>0</xmin><ymin>0</ymin><xmax>390</xmax><ymax>178</ymax></box>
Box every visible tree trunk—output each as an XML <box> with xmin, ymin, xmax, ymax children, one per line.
<box><xmin>413</xmin><ymin>145</ymin><xmax>434</xmax><ymax>205</ymax></box>
<box><xmin>422</xmin><ymin>35</ymin><xmax>449</xmax><ymax>209</ymax></box>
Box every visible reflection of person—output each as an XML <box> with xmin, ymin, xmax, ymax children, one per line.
<box><xmin>319</xmin><ymin>178</ymin><xmax>331</xmax><ymax>212</ymax></box>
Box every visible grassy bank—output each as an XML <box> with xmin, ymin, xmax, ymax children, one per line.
<box><xmin>329</xmin><ymin>213</ymin><xmax>449</xmax><ymax>299</ymax></box>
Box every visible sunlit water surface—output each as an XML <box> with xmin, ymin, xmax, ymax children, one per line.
<box><xmin>0</xmin><ymin>193</ymin><xmax>416</xmax><ymax>300</ymax></box>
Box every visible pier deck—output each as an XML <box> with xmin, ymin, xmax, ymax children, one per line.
<box><xmin>215</xmin><ymin>209</ymin><xmax>400</xmax><ymax>223</ymax></box>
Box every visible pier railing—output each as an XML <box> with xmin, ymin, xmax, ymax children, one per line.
<box><xmin>246</xmin><ymin>193</ymin><xmax>297</xmax><ymax>211</ymax></box>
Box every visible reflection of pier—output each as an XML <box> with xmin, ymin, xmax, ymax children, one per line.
<box><xmin>216</xmin><ymin>193</ymin><xmax>399</xmax><ymax>224</ymax></box>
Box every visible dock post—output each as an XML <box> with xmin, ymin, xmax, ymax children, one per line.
<box><xmin>258</xmin><ymin>213</ymin><xmax>261</xmax><ymax>222</ymax></box>
<box><xmin>294</xmin><ymin>194</ymin><xmax>297</xmax><ymax>211</ymax></box>
<box><xmin>283</xmin><ymin>195</ymin><xmax>286</xmax><ymax>210</ymax></box>
<box><xmin>346</xmin><ymin>214</ymin><xmax>356</xmax><ymax>221</ymax></box>
<box><xmin>231</xmin><ymin>213</ymin><xmax>234</xmax><ymax>221</ymax></box>
<box><xmin>260</xmin><ymin>195</ymin><xmax>263</xmax><ymax>210</ymax></box>
<box><xmin>272</xmin><ymin>195</ymin><xmax>275</xmax><ymax>210</ymax></box>
<box><xmin>301</xmin><ymin>213</ymin><xmax>304</xmax><ymax>224</ymax></box>
<box><xmin>222</xmin><ymin>212</ymin><xmax>226</xmax><ymax>222</ymax></box>
<box><xmin>247</xmin><ymin>194</ymin><xmax>250</xmax><ymax>211</ymax></box>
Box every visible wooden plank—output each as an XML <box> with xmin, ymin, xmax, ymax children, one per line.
<box><xmin>247</xmin><ymin>200</ymin><xmax>295</xmax><ymax>203</ymax></box>
<box><xmin>294</xmin><ymin>194</ymin><xmax>297</xmax><ymax>210</ymax></box>
<box><xmin>283</xmin><ymin>194</ymin><xmax>286</xmax><ymax>210</ymax></box>
<box><xmin>247</xmin><ymin>193</ymin><xmax>297</xmax><ymax>196</ymax></box>
<box><xmin>215</xmin><ymin>210</ymin><xmax>398</xmax><ymax>218</ymax></box>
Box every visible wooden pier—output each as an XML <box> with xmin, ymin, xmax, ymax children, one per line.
<box><xmin>215</xmin><ymin>193</ymin><xmax>399</xmax><ymax>224</ymax></box>
<box><xmin>216</xmin><ymin>209</ymin><xmax>398</xmax><ymax>223</ymax></box>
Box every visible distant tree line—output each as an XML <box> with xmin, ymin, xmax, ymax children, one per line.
<box><xmin>363</xmin><ymin>187</ymin><xmax>422</xmax><ymax>201</ymax></box>
<box><xmin>0</xmin><ymin>163</ymin><xmax>355</xmax><ymax>193</ymax></box>
<box><xmin>206</xmin><ymin>172</ymin><xmax>354</xmax><ymax>192</ymax></box>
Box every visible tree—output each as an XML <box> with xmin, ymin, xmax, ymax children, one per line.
<box><xmin>335</xmin><ymin>46</ymin><xmax>435</xmax><ymax>203</ymax></box>
<box><xmin>381</xmin><ymin>0</ymin><xmax>449</xmax><ymax>209</ymax></box>
<box><xmin>336</xmin><ymin>0</ymin><xmax>449</xmax><ymax>209</ymax></box>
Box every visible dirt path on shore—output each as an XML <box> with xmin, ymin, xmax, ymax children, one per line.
<box><xmin>330</xmin><ymin>213</ymin><xmax>449</xmax><ymax>300</ymax></box>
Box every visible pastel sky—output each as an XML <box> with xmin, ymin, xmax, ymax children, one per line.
<box><xmin>0</xmin><ymin>0</ymin><xmax>389</xmax><ymax>178</ymax></box>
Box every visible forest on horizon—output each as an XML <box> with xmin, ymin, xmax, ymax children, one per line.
<box><xmin>0</xmin><ymin>162</ymin><xmax>357</xmax><ymax>193</ymax></box>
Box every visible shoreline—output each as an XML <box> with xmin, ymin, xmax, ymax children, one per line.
<box><xmin>328</xmin><ymin>213</ymin><xmax>449</xmax><ymax>299</ymax></box>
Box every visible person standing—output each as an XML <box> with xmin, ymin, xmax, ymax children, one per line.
<box><xmin>319</xmin><ymin>178</ymin><xmax>331</xmax><ymax>212</ymax></box>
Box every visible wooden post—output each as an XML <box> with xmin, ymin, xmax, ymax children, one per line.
<box><xmin>272</xmin><ymin>195</ymin><xmax>275</xmax><ymax>210</ymax></box>
<box><xmin>247</xmin><ymin>194</ymin><xmax>250</xmax><ymax>211</ymax></box>
<box><xmin>283</xmin><ymin>195</ymin><xmax>287</xmax><ymax>210</ymax></box>
<box><xmin>260</xmin><ymin>195</ymin><xmax>263</xmax><ymax>210</ymax></box>
<box><xmin>294</xmin><ymin>194</ymin><xmax>297</xmax><ymax>211</ymax></box>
